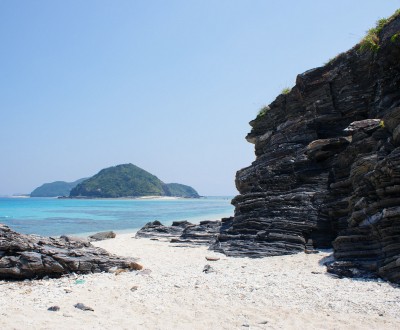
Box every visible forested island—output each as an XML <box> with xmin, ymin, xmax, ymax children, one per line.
<box><xmin>57</xmin><ymin>163</ymin><xmax>199</xmax><ymax>198</ymax></box>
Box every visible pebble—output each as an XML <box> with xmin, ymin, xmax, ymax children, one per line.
<box><xmin>205</xmin><ymin>256</ymin><xmax>220</xmax><ymax>261</ymax></box>
<box><xmin>74</xmin><ymin>303</ymin><xmax>94</xmax><ymax>311</ymax></box>
<box><xmin>203</xmin><ymin>264</ymin><xmax>215</xmax><ymax>273</ymax></box>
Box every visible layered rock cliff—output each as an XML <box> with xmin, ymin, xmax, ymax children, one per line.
<box><xmin>214</xmin><ymin>14</ymin><xmax>400</xmax><ymax>282</ymax></box>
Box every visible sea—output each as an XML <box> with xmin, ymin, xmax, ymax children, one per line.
<box><xmin>0</xmin><ymin>197</ymin><xmax>234</xmax><ymax>237</ymax></box>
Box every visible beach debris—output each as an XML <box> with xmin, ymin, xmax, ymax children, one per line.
<box><xmin>88</xmin><ymin>231</ymin><xmax>116</xmax><ymax>241</ymax></box>
<box><xmin>130</xmin><ymin>285</ymin><xmax>138</xmax><ymax>292</ymax></box>
<box><xmin>203</xmin><ymin>264</ymin><xmax>215</xmax><ymax>273</ymax></box>
<box><xmin>115</xmin><ymin>269</ymin><xmax>128</xmax><ymax>275</ymax></box>
<box><xmin>74</xmin><ymin>279</ymin><xmax>86</xmax><ymax>285</ymax></box>
<box><xmin>205</xmin><ymin>256</ymin><xmax>220</xmax><ymax>261</ymax></box>
<box><xmin>130</xmin><ymin>262</ymin><xmax>144</xmax><ymax>271</ymax></box>
<box><xmin>48</xmin><ymin>306</ymin><xmax>60</xmax><ymax>312</ymax></box>
<box><xmin>64</xmin><ymin>288</ymin><xmax>72</xmax><ymax>293</ymax></box>
<box><xmin>74</xmin><ymin>303</ymin><xmax>94</xmax><ymax>311</ymax></box>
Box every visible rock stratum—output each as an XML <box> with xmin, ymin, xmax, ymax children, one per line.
<box><xmin>0</xmin><ymin>224</ymin><xmax>140</xmax><ymax>280</ymax></box>
<box><xmin>214</xmin><ymin>15</ymin><xmax>400</xmax><ymax>283</ymax></box>
<box><xmin>136</xmin><ymin>219</ymin><xmax>225</xmax><ymax>245</ymax></box>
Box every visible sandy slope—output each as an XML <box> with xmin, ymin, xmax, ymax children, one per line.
<box><xmin>0</xmin><ymin>233</ymin><xmax>399</xmax><ymax>330</ymax></box>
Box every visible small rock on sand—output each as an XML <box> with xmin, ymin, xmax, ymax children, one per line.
<box><xmin>74</xmin><ymin>303</ymin><xmax>94</xmax><ymax>311</ymax></box>
<box><xmin>205</xmin><ymin>256</ymin><xmax>220</xmax><ymax>261</ymax></box>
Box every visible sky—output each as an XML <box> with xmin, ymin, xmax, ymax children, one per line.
<box><xmin>1</xmin><ymin>1</ymin><xmax>399</xmax><ymax>196</ymax></box>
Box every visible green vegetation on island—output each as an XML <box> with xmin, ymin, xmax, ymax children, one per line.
<box><xmin>30</xmin><ymin>178</ymin><xmax>87</xmax><ymax>197</ymax></box>
<box><xmin>163</xmin><ymin>183</ymin><xmax>200</xmax><ymax>198</ymax></box>
<box><xmin>69</xmin><ymin>163</ymin><xmax>200</xmax><ymax>198</ymax></box>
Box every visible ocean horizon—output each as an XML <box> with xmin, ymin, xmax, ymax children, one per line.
<box><xmin>0</xmin><ymin>196</ymin><xmax>234</xmax><ymax>237</ymax></box>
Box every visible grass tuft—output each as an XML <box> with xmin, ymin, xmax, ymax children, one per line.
<box><xmin>257</xmin><ymin>105</ymin><xmax>270</xmax><ymax>118</ymax></box>
<box><xmin>359</xmin><ymin>9</ymin><xmax>400</xmax><ymax>52</ymax></box>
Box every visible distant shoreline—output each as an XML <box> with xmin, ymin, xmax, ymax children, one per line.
<box><xmin>56</xmin><ymin>195</ymin><xmax>202</xmax><ymax>200</ymax></box>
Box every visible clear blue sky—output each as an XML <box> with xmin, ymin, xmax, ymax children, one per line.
<box><xmin>1</xmin><ymin>1</ymin><xmax>399</xmax><ymax>196</ymax></box>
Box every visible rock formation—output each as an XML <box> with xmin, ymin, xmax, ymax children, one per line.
<box><xmin>135</xmin><ymin>220</ymin><xmax>192</xmax><ymax>240</ymax></box>
<box><xmin>136</xmin><ymin>219</ymin><xmax>224</xmax><ymax>245</ymax></box>
<box><xmin>213</xmin><ymin>14</ymin><xmax>400</xmax><ymax>282</ymax></box>
<box><xmin>88</xmin><ymin>231</ymin><xmax>116</xmax><ymax>241</ymax></box>
<box><xmin>0</xmin><ymin>224</ymin><xmax>140</xmax><ymax>280</ymax></box>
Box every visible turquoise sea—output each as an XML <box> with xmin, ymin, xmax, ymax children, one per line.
<box><xmin>0</xmin><ymin>197</ymin><xmax>234</xmax><ymax>237</ymax></box>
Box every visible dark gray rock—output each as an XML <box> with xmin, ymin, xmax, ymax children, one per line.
<box><xmin>203</xmin><ymin>264</ymin><xmax>215</xmax><ymax>273</ymax></box>
<box><xmin>88</xmin><ymin>231</ymin><xmax>116</xmax><ymax>241</ymax></box>
<box><xmin>135</xmin><ymin>219</ymin><xmax>224</xmax><ymax>245</ymax></box>
<box><xmin>74</xmin><ymin>303</ymin><xmax>94</xmax><ymax>311</ymax></box>
<box><xmin>135</xmin><ymin>220</ymin><xmax>193</xmax><ymax>240</ymax></box>
<box><xmin>60</xmin><ymin>235</ymin><xmax>91</xmax><ymax>246</ymax></box>
<box><xmin>171</xmin><ymin>220</ymin><xmax>193</xmax><ymax>228</ymax></box>
<box><xmin>180</xmin><ymin>220</ymin><xmax>222</xmax><ymax>245</ymax></box>
<box><xmin>0</xmin><ymin>224</ymin><xmax>140</xmax><ymax>280</ymax></box>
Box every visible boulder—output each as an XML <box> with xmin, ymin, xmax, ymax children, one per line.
<box><xmin>0</xmin><ymin>224</ymin><xmax>139</xmax><ymax>280</ymax></box>
<box><xmin>135</xmin><ymin>220</ymin><xmax>192</xmax><ymax>240</ymax></box>
<box><xmin>135</xmin><ymin>219</ymin><xmax>224</xmax><ymax>245</ymax></box>
<box><xmin>88</xmin><ymin>231</ymin><xmax>116</xmax><ymax>241</ymax></box>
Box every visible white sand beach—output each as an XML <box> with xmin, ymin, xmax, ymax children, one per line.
<box><xmin>0</xmin><ymin>233</ymin><xmax>399</xmax><ymax>330</ymax></box>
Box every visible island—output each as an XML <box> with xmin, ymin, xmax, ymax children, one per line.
<box><xmin>69</xmin><ymin>163</ymin><xmax>200</xmax><ymax>198</ymax></box>
<box><xmin>30</xmin><ymin>178</ymin><xmax>87</xmax><ymax>197</ymax></box>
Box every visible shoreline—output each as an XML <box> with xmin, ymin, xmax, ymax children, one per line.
<box><xmin>0</xmin><ymin>233</ymin><xmax>399</xmax><ymax>329</ymax></box>
<box><xmin>0</xmin><ymin>197</ymin><xmax>234</xmax><ymax>238</ymax></box>
<box><xmin>59</xmin><ymin>196</ymin><xmax>183</xmax><ymax>200</ymax></box>
<box><xmin>67</xmin><ymin>215</ymin><xmax>232</xmax><ymax>238</ymax></box>
<box><xmin>56</xmin><ymin>196</ymin><xmax>203</xmax><ymax>200</ymax></box>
